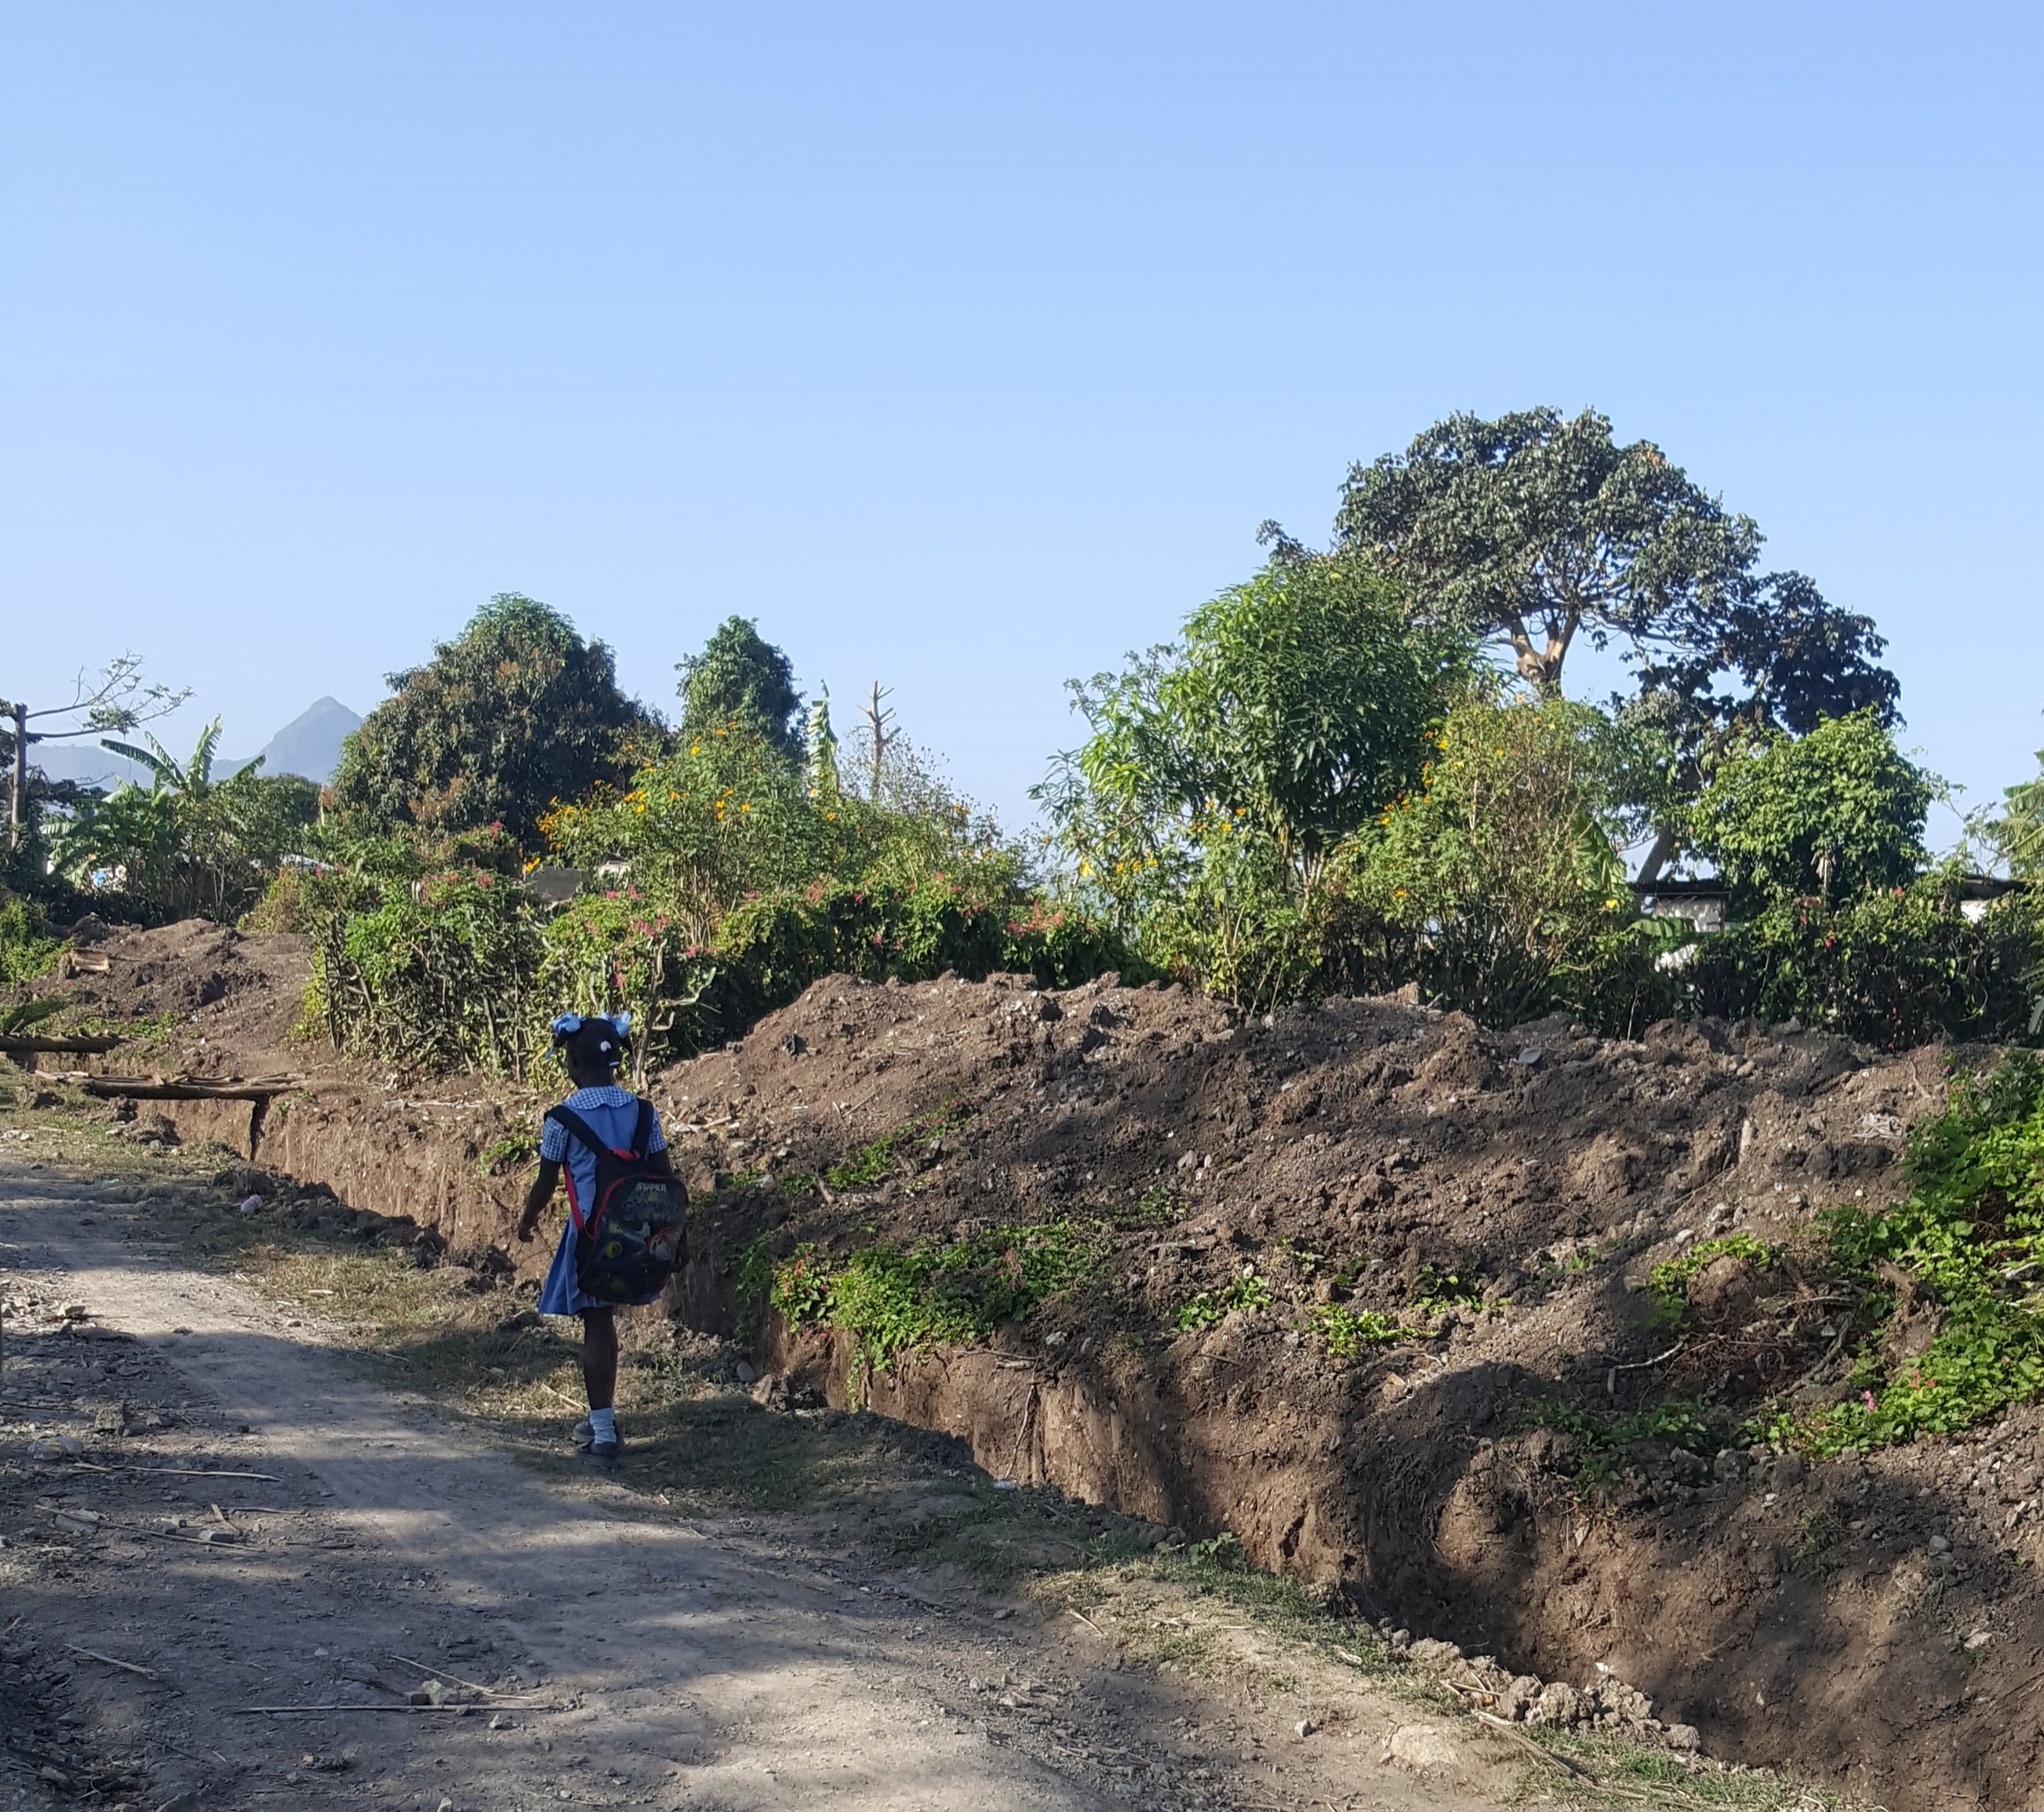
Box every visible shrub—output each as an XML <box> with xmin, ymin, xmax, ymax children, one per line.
<box><xmin>1350</xmin><ymin>690</ymin><xmax>1642</xmax><ymax>1025</ymax></box>
<box><xmin>0</xmin><ymin>893</ymin><xmax>65</xmax><ymax>983</ymax></box>
<box><xmin>310</xmin><ymin>867</ymin><xmax>544</xmax><ymax>1076</ymax></box>
<box><xmin>1691</xmin><ymin>709</ymin><xmax>1934</xmax><ymax>914</ymax></box>
<box><xmin>1689</xmin><ymin>871</ymin><xmax>2042</xmax><ymax>1049</ymax></box>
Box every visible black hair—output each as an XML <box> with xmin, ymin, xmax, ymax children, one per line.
<box><xmin>556</xmin><ymin>1016</ymin><xmax>631</xmax><ymax>1077</ymax></box>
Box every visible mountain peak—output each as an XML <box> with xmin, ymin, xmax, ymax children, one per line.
<box><xmin>253</xmin><ymin>697</ymin><xmax>363</xmax><ymax>783</ymax></box>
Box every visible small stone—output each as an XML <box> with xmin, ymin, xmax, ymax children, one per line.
<box><xmin>409</xmin><ymin>1679</ymin><xmax>449</xmax><ymax>1706</ymax></box>
<box><xmin>733</xmin><ymin>1361</ymin><xmax>757</xmax><ymax>1384</ymax></box>
<box><xmin>1928</xmin><ymin>1535</ymin><xmax>1952</xmax><ymax>1554</ymax></box>
<box><xmin>58</xmin><ymin>1301</ymin><xmax>90</xmax><ymax>1320</ymax></box>
<box><xmin>1384</xmin><ymin>1724</ymin><xmax>1462</xmax><ymax>1770</ymax></box>
<box><xmin>437</xmin><ymin>1800</ymin><xmax>454</xmax><ymax>1812</ymax></box>
<box><xmin>1515</xmin><ymin>1047</ymin><xmax>1544</xmax><ymax>1068</ymax></box>
<box><xmin>1964</xmin><ymin>1629</ymin><xmax>1990</xmax><ymax>1651</ymax></box>
<box><xmin>239</xmin><ymin>1194</ymin><xmax>263</xmax><ymax>1215</ymax></box>
<box><xmin>1666</xmin><ymin>1723</ymin><xmax>1700</xmax><ymax>1752</ymax></box>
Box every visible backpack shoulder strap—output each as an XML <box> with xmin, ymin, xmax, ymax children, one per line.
<box><xmin>544</xmin><ymin>1104</ymin><xmax>606</xmax><ymax>1158</ymax></box>
<box><xmin>630</xmin><ymin>1097</ymin><xmax>655</xmax><ymax>1161</ymax></box>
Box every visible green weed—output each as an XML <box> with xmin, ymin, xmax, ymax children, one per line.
<box><xmin>1773</xmin><ymin>1050</ymin><xmax>2044</xmax><ymax>1453</ymax></box>
<box><xmin>1410</xmin><ymin>1264</ymin><xmax>1484</xmax><ymax>1318</ymax></box>
<box><xmin>824</xmin><ymin>1100</ymin><xmax>975</xmax><ymax>1191</ymax></box>
<box><xmin>475</xmin><ymin>1131</ymin><xmax>538</xmax><ymax>1177</ymax></box>
<box><xmin>1645</xmin><ymin>1232</ymin><xmax>1776</xmax><ymax>1330</ymax></box>
<box><xmin>1524</xmin><ymin>1396</ymin><xmax>1716</xmax><ymax>1484</ymax></box>
<box><xmin>1174</xmin><ymin>1272</ymin><xmax>1273</xmax><ymax>1333</ymax></box>
<box><xmin>1304</xmin><ymin>1300</ymin><xmax>1408</xmax><ymax>1357</ymax></box>
<box><xmin>771</xmin><ymin>1216</ymin><xmax>1106</xmax><ymax>1380</ymax></box>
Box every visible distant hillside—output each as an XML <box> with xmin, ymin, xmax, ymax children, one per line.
<box><xmin>25</xmin><ymin>741</ymin><xmax>152</xmax><ymax>789</ymax></box>
<box><xmin>29</xmin><ymin>697</ymin><xmax>361</xmax><ymax>792</ymax></box>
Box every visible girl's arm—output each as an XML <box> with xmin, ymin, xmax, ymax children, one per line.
<box><xmin>515</xmin><ymin>1159</ymin><xmax>562</xmax><ymax>1243</ymax></box>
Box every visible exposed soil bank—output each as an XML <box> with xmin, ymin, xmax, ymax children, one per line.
<box><xmin>18</xmin><ymin>922</ymin><xmax>2044</xmax><ymax>1809</ymax></box>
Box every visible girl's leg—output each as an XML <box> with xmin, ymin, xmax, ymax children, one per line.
<box><xmin>581</xmin><ymin>1308</ymin><xmax>619</xmax><ymax>1412</ymax></box>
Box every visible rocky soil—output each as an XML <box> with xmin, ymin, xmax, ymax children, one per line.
<box><xmin>11</xmin><ymin>921</ymin><xmax>2044</xmax><ymax>1808</ymax></box>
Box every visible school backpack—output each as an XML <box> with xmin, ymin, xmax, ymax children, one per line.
<box><xmin>543</xmin><ymin>1098</ymin><xmax>688</xmax><ymax>1306</ymax></box>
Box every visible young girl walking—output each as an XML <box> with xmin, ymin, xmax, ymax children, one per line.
<box><xmin>515</xmin><ymin>1012</ymin><xmax>688</xmax><ymax>1467</ymax></box>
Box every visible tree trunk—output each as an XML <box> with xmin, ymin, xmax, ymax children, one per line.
<box><xmin>1635</xmin><ymin>825</ymin><xmax>1679</xmax><ymax>888</ymax></box>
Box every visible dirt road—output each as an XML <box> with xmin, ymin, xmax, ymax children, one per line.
<box><xmin>0</xmin><ymin>1163</ymin><xmax>1521</xmax><ymax>1812</ymax></box>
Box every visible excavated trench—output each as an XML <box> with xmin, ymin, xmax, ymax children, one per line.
<box><xmin>19</xmin><ymin>921</ymin><xmax>2044</xmax><ymax>1810</ymax></box>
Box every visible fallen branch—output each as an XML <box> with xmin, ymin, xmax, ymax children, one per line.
<box><xmin>1066</xmin><ymin>1606</ymin><xmax>1108</xmax><ymax>1640</ymax></box>
<box><xmin>73</xmin><ymin>1464</ymin><xmax>280</xmax><ymax>1482</ymax></box>
<box><xmin>0</xmin><ymin>1035</ymin><xmax>124</xmax><ymax>1055</ymax></box>
<box><xmin>65</xmin><ymin>1644</ymin><xmax>160</xmax><ymax>1681</ymax></box>
<box><xmin>228</xmin><ymin>1703</ymin><xmax>505</xmax><ymax>1717</ymax></box>
<box><xmin>1611</xmin><ymin>1340</ymin><xmax>1686</xmax><ymax>1373</ymax></box>
<box><xmin>384</xmin><ymin>1652</ymin><xmax>522</xmax><ymax>1699</ymax></box>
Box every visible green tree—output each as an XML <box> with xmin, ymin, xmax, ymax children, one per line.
<box><xmin>1327</xmin><ymin>407</ymin><xmax>1761</xmax><ymax>694</ymax></box>
<box><xmin>676</xmin><ymin>617</ymin><xmax>802</xmax><ymax>763</ymax></box>
<box><xmin>1042</xmin><ymin>550</ymin><xmax>1467</xmax><ymax>1002</ymax></box>
<box><xmin>1352</xmin><ymin>688</ymin><xmax>1641</xmax><ymax>1024</ymax></box>
<box><xmin>330</xmin><ymin>595</ymin><xmax>648</xmax><ymax>846</ymax></box>
<box><xmin>1319</xmin><ymin>409</ymin><xmax>1902</xmax><ymax>883</ymax></box>
<box><xmin>1690</xmin><ymin>710</ymin><xmax>1934</xmax><ymax>914</ymax></box>
<box><xmin>1990</xmin><ymin>718</ymin><xmax>2044</xmax><ymax>880</ymax></box>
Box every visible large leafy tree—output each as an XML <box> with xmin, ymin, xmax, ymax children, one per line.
<box><xmin>330</xmin><ymin>595</ymin><xmax>648</xmax><ymax>846</ymax></box>
<box><xmin>1316</xmin><ymin>407</ymin><xmax>1902</xmax><ymax>881</ymax></box>
<box><xmin>676</xmin><ymin>617</ymin><xmax>803</xmax><ymax>763</ymax></box>
<box><xmin>1329</xmin><ymin>407</ymin><xmax>1761</xmax><ymax>694</ymax></box>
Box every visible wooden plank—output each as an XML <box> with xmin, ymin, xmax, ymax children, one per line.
<box><xmin>80</xmin><ymin>1074</ymin><xmax>308</xmax><ymax>1102</ymax></box>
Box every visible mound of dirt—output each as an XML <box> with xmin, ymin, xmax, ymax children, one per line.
<box><xmin>16</xmin><ymin>928</ymin><xmax>2044</xmax><ymax>1808</ymax></box>
<box><xmin>646</xmin><ymin>972</ymin><xmax>2037</xmax><ymax>1812</ymax></box>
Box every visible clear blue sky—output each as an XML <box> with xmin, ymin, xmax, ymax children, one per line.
<box><xmin>4</xmin><ymin>2</ymin><xmax>2040</xmax><ymax>845</ymax></box>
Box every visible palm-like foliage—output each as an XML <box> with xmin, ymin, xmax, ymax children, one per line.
<box><xmin>49</xmin><ymin>720</ymin><xmax>317</xmax><ymax>923</ymax></box>
<box><xmin>98</xmin><ymin>720</ymin><xmax>228</xmax><ymax>799</ymax></box>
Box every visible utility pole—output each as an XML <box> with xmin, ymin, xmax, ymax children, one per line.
<box><xmin>7</xmin><ymin>702</ymin><xmax>27</xmax><ymax>852</ymax></box>
<box><xmin>862</xmin><ymin>682</ymin><xmax>899</xmax><ymax>801</ymax></box>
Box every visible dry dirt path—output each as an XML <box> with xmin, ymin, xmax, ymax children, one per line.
<box><xmin>0</xmin><ymin>1164</ymin><xmax>1523</xmax><ymax>1812</ymax></box>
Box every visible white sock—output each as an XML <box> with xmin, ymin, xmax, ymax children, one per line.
<box><xmin>589</xmin><ymin>1406</ymin><xmax>617</xmax><ymax>1444</ymax></box>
